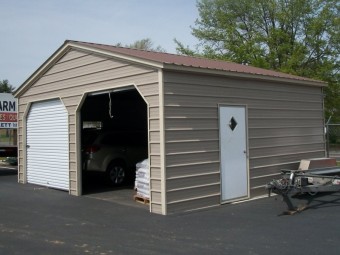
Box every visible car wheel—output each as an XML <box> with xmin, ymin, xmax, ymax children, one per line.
<box><xmin>106</xmin><ymin>161</ymin><xmax>126</xmax><ymax>185</ymax></box>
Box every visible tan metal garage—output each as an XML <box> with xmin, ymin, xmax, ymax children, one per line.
<box><xmin>14</xmin><ymin>40</ymin><xmax>326</xmax><ymax>215</ymax></box>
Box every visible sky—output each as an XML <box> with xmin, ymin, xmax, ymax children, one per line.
<box><xmin>0</xmin><ymin>0</ymin><xmax>200</xmax><ymax>88</ymax></box>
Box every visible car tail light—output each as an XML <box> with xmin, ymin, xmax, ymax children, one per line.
<box><xmin>85</xmin><ymin>145</ymin><xmax>100</xmax><ymax>154</ymax></box>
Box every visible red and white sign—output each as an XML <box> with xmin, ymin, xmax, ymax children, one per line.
<box><xmin>0</xmin><ymin>93</ymin><xmax>17</xmax><ymax>129</ymax></box>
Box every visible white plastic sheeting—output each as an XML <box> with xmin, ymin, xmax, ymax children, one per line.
<box><xmin>135</xmin><ymin>159</ymin><xmax>150</xmax><ymax>198</ymax></box>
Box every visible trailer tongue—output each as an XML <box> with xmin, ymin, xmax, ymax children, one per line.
<box><xmin>266</xmin><ymin>166</ymin><xmax>340</xmax><ymax>214</ymax></box>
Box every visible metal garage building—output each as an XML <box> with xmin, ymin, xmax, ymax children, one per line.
<box><xmin>14</xmin><ymin>40</ymin><xmax>326</xmax><ymax>215</ymax></box>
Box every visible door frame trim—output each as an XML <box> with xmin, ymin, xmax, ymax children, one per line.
<box><xmin>218</xmin><ymin>104</ymin><xmax>250</xmax><ymax>204</ymax></box>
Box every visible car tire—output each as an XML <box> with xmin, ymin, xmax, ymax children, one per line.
<box><xmin>106</xmin><ymin>160</ymin><xmax>126</xmax><ymax>186</ymax></box>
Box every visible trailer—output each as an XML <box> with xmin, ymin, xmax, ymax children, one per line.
<box><xmin>266</xmin><ymin>166</ymin><xmax>340</xmax><ymax>214</ymax></box>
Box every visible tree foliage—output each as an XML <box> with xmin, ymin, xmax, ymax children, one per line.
<box><xmin>0</xmin><ymin>79</ymin><xmax>15</xmax><ymax>93</ymax></box>
<box><xmin>116</xmin><ymin>38</ymin><xmax>166</xmax><ymax>52</ymax></box>
<box><xmin>176</xmin><ymin>0</ymin><xmax>340</xmax><ymax>120</ymax></box>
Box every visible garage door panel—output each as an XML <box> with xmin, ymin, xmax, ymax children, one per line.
<box><xmin>27</xmin><ymin>146</ymin><xmax>69</xmax><ymax>151</ymax></box>
<box><xmin>26</xmin><ymin>99</ymin><xmax>70</xmax><ymax>191</ymax></box>
<box><xmin>26</xmin><ymin>157</ymin><xmax>69</xmax><ymax>165</ymax></box>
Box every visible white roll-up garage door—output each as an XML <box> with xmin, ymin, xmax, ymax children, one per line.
<box><xmin>26</xmin><ymin>99</ymin><xmax>69</xmax><ymax>191</ymax></box>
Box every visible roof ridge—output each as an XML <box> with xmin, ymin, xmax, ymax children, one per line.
<box><xmin>66</xmin><ymin>39</ymin><xmax>236</xmax><ymax>64</ymax></box>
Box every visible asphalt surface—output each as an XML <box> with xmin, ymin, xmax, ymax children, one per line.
<box><xmin>1</xmin><ymin>167</ymin><xmax>340</xmax><ymax>255</ymax></box>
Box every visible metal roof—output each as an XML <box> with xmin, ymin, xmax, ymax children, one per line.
<box><xmin>68</xmin><ymin>40</ymin><xmax>324</xmax><ymax>85</ymax></box>
<box><xmin>14</xmin><ymin>40</ymin><xmax>326</xmax><ymax>97</ymax></box>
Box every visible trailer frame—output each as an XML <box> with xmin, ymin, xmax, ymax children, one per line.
<box><xmin>266</xmin><ymin>167</ymin><xmax>340</xmax><ymax>214</ymax></box>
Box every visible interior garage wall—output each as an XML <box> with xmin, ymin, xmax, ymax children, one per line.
<box><xmin>17</xmin><ymin>49</ymin><xmax>163</xmax><ymax>213</ymax></box>
<box><xmin>163</xmin><ymin>71</ymin><xmax>325</xmax><ymax>213</ymax></box>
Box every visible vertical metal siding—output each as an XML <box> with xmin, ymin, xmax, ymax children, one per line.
<box><xmin>26</xmin><ymin>99</ymin><xmax>69</xmax><ymax>190</ymax></box>
<box><xmin>163</xmin><ymin>71</ymin><xmax>325</xmax><ymax>213</ymax></box>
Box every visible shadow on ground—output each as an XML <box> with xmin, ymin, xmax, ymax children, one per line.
<box><xmin>0</xmin><ymin>169</ymin><xmax>17</xmax><ymax>176</ymax></box>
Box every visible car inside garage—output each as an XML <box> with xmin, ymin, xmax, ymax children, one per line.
<box><xmin>80</xmin><ymin>88</ymin><xmax>148</xmax><ymax>201</ymax></box>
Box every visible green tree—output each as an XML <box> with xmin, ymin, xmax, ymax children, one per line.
<box><xmin>176</xmin><ymin>0</ymin><xmax>340</xmax><ymax>120</ymax></box>
<box><xmin>0</xmin><ymin>79</ymin><xmax>15</xmax><ymax>93</ymax></box>
<box><xmin>116</xmin><ymin>38</ymin><xmax>166</xmax><ymax>52</ymax></box>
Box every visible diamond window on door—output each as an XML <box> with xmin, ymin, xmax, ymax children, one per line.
<box><xmin>229</xmin><ymin>117</ymin><xmax>238</xmax><ymax>131</ymax></box>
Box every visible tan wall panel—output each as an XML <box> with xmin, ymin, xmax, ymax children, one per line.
<box><xmin>165</xmin><ymin>94</ymin><xmax>321</xmax><ymax>110</ymax></box>
<box><xmin>151</xmin><ymin>191</ymin><xmax>162</xmax><ymax>204</ymax></box>
<box><xmin>149</xmin><ymin>107</ymin><xmax>159</xmax><ymax>119</ymax></box>
<box><xmin>68</xmin><ymin>115</ymin><xmax>76</xmax><ymax>125</ymax></box>
<box><xmin>250</xmin><ymin>151</ymin><xmax>325</xmax><ymax>169</ymax></box>
<box><xmin>250</xmin><ymin>135</ymin><xmax>324</xmax><ymax>148</ymax></box>
<box><xmin>56</xmin><ymin>50</ymin><xmax>88</xmax><ymax>64</ymax></box>
<box><xmin>25</xmin><ymin>66</ymin><xmax>156</xmax><ymax>96</ymax></box>
<box><xmin>70</xmin><ymin>162</ymin><xmax>77</xmax><ymax>171</ymax></box>
<box><xmin>45</xmin><ymin>54</ymin><xmax>107</xmax><ymax>75</ymax></box>
<box><xmin>38</xmin><ymin>61</ymin><xmax>128</xmax><ymax>85</ymax></box>
<box><xmin>250</xmin><ymin>162</ymin><xmax>299</xmax><ymax>178</ymax></box>
<box><xmin>250</xmin><ymin>127</ymin><xmax>324</xmax><ymax>138</ymax></box>
<box><xmin>69</xmin><ymin>152</ymin><xmax>76</xmax><ymax>162</ymax></box>
<box><xmin>69</xmin><ymin>171</ymin><xmax>77</xmax><ymax>180</ymax></box>
<box><xmin>166</xmin><ymin>129</ymin><xmax>219</xmax><ymax>142</ymax></box>
<box><xmin>150</xmin><ymin>155</ymin><xmax>161</xmax><ymax>167</ymax></box>
<box><xmin>68</xmin><ymin>124</ymin><xmax>76</xmax><ymax>133</ymax></box>
<box><xmin>163</xmin><ymin>70</ymin><xmax>325</xmax><ymax>213</ymax></box>
<box><xmin>151</xmin><ymin>167</ymin><xmax>161</xmax><ymax>179</ymax></box>
<box><xmin>164</xmin><ymin>71</ymin><xmax>322</xmax><ymax>94</ymax></box>
<box><xmin>164</xmin><ymin>106</ymin><xmax>217</xmax><ymax>118</ymax></box>
<box><xmin>18</xmin><ymin>104</ymin><xmax>27</xmax><ymax>113</ymax></box>
<box><xmin>149</xmin><ymin>119</ymin><xmax>160</xmax><ymax>130</ymax></box>
<box><xmin>166</xmin><ymin>140</ymin><xmax>219</xmax><ymax>154</ymax></box>
<box><xmin>167</xmin><ymin>184</ymin><xmax>220</xmax><ymax>203</ymax></box>
<box><xmin>151</xmin><ymin>203</ymin><xmax>162</xmax><ymax>214</ymax></box>
<box><xmin>167</xmin><ymin>195</ymin><xmax>220</xmax><ymax>214</ymax></box>
<box><xmin>249</xmin><ymin>117</ymin><xmax>323</xmax><ymax>128</ymax></box>
<box><xmin>250</xmin><ymin>143</ymin><xmax>325</xmax><ymax>158</ymax></box>
<box><xmin>69</xmin><ymin>143</ymin><xmax>76</xmax><ymax>152</ymax></box>
<box><xmin>249</xmin><ymin>108</ymin><xmax>323</xmax><ymax>118</ymax></box>
<box><xmin>39</xmin><ymin>60</ymin><xmax>127</xmax><ymax>84</ymax></box>
<box><xmin>165</xmin><ymin>118</ymin><xmax>217</xmax><ymax>130</ymax></box>
<box><xmin>20</xmin><ymin>74</ymin><xmax>158</xmax><ymax>106</ymax></box>
<box><xmin>166</xmin><ymin>162</ymin><xmax>220</xmax><ymax>179</ymax></box>
<box><xmin>164</xmin><ymin>82</ymin><xmax>322</xmax><ymax>102</ymax></box>
<box><xmin>251</xmin><ymin>175</ymin><xmax>282</xmax><ymax>189</ymax></box>
<box><xmin>150</xmin><ymin>143</ymin><xmax>160</xmax><ymax>155</ymax></box>
<box><xmin>144</xmin><ymin>95</ymin><xmax>159</xmax><ymax>107</ymax></box>
<box><xmin>167</xmin><ymin>151</ymin><xmax>219</xmax><ymax>167</ymax></box>
<box><xmin>137</xmin><ymin>83</ymin><xmax>159</xmax><ymax>96</ymax></box>
<box><xmin>167</xmin><ymin>173</ymin><xmax>220</xmax><ymax>191</ymax></box>
<box><xmin>149</xmin><ymin>131</ymin><xmax>160</xmax><ymax>142</ymax></box>
<box><xmin>62</xmin><ymin>95</ymin><xmax>83</xmax><ymax>106</ymax></box>
<box><xmin>150</xmin><ymin>179</ymin><xmax>161</xmax><ymax>191</ymax></box>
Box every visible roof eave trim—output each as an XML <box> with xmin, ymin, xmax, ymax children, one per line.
<box><xmin>67</xmin><ymin>42</ymin><xmax>164</xmax><ymax>70</ymax></box>
<box><xmin>163</xmin><ymin>64</ymin><xmax>327</xmax><ymax>87</ymax></box>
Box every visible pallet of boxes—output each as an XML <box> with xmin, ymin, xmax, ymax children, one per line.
<box><xmin>134</xmin><ymin>159</ymin><xmax>150</xmax><ymax>205</ymax></box>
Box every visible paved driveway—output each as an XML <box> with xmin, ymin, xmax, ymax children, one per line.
<box><xmin>1</xmin><ymin>168</ymin><xmax>340</xmax><ymax>255</ymax></box>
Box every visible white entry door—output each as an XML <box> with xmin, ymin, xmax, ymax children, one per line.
<box><xmin>219</xmin><ymin>105</ymin><xmax>249</xmax><ymax>202</ymax></box>
<box><xmin>26</xmin><ymin>99</ymin><xmax>69</xmax><ymax>191</ymax></box>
